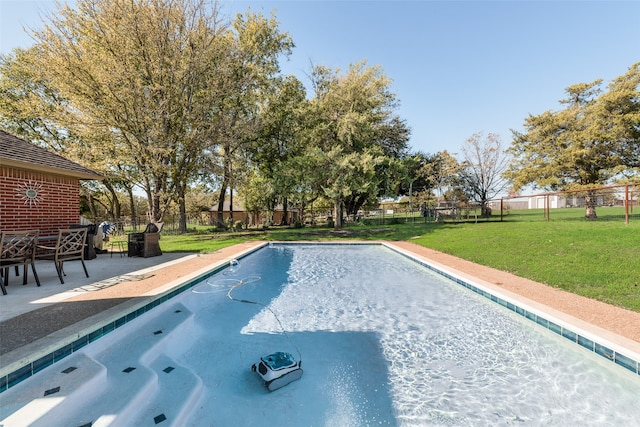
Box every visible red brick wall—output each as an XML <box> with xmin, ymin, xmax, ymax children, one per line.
<box><xmin>0</xmin><ymin>166</ymin><xmax>81</xmax><ymax>237</ymax></box>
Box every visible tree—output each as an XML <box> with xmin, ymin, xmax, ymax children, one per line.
<box><xmin>6</xmin><ymin>0</ymin><xmax>295</xmax><ymax>229</ymax></box>
<box><xmin>306</xmin><ymin>145</ymin><xmax>384</xmax><ymax>228</ymax></box>
<box><xmin>208</xmin><ymin>10</ymin><xmax>294</xmax><ymax>228</ymax></box>
<box><xmin>591</xmin><ymin>63</ymin><xmax>640</xmax><ymax>175</ymax></box>
<box><xmin>419</xmin><ymin>150</ymin><xmax>461</xmax><ymax>205</ymax></box>
<box><xmin>249</xmin><ymin>74</ymin><xmax>307</xmax><ymax>225</ymax></box>
<box><xmin>395</xmin><ymin>151</ymin><xmax>450</xmax><ymax>216</ymax></box>
<box><xmin>27</xmin><ymin>0</ymin><xmax>239</xmax><ymax>224</ymax></box>
<box><xmin>302</xmin><ymin>61</ymin><xmax>409</xmax><ymax>229</ymax></box>
<box><xmin>0</xmin><ymin>48</ymin><xmax>71</xmax><ymax>148</ymax></box>
<box><xmin>508</xmin><ymin>64</ymin><xmax>640</xmax><ymax>218</ymax></box>
<box><xmin>459</xmin><ymin>132</ymin><xmax>510</xmax><ymax>217</ymax></box>
<box><xmin>343</xmin><ymin>116</ymin><xmax>409</xmax><ymax>220</ymax></box>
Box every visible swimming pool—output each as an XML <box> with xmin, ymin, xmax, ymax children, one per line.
<box><xmin>2</xmin><ymin>243</ymin><xmax>640</xmax><ymax>425</ymax></box>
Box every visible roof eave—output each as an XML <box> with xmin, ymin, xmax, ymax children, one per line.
<box><xmin>2</xmin><ymin>158</ymin><xmax>104</xmax><ymax>181</ymax></box>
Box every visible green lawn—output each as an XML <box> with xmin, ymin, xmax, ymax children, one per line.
<box><xmin>113</xmin><ymin>207</ymin><xmax>640</xmax><ymax>312</ymax></box>
<box><xmin>411</xmin><ymin>215</ymin><xmax>640</xmax><ymax>312</ymax></box>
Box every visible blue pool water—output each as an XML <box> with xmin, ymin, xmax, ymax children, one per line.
<box><xmin>2</xmin><ymin>243</ymin><xmax>640</xmax><ymax>426</ymax></box>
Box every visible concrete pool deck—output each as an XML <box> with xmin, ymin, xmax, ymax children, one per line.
<box><xmin>2</xmin><ymin>240</ymin><xmax>640</xmax><ymax>383</ymax></box>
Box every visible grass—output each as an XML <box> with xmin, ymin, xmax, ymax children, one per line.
<box><xmin>411</xmin><ymin>217</ymin><xmax>640</xmax><ymax>312</ymax></box>
<box><xmin>111</xmin><ymin>207</ymin><xmax>640</xmax><ymax>313</ymax></box>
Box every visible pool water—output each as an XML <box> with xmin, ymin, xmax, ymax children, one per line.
<box><xmin>2</xmin><ymin>243</ymin><xmax>640</xmax><ymax>426</ymax></box>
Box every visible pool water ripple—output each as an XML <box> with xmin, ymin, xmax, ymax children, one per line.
<box><xmin>240</xmin><ymin>245</ymin><xmax>640</xmax><ymax>425</ymax></box>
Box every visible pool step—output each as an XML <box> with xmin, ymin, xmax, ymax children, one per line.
<box><xmin>123</xmin><ymin>355</ymin><xmax>204</xmax><ymax>426</ymax></box>
<box><xmin>0</xmin><ymin>353</ymin><xmax>106</xmax><ymax>427</ymax></box>
<box><xmin>87</xmin><ymin>302</ymin><xmax>195</xmax><ymax>362</ymax></box>
<box><xmin>33</xmin><ymin>357</ymin><xmax>159</xmax><ymax>427</ymax></box>
<box><xmin>0</xmin><ymin>302</ymin><xmax>200</xmax><ymax>427</ymax></box>
<box><xmin>56</xmin><ymin>303</ymin><xmax>197</xmax><ymax>426</ymax></box>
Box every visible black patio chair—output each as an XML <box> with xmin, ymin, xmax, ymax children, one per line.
<box><xmin>128</xmin><ymin>222</ymin><xmax>163</xmax><ymax>258</ymax></box>
<box><xmin>0</xmin><ymin>230</ymin><xmax>41</xmax><ymax>295</ymax></box>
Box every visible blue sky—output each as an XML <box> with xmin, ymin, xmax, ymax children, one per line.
<box><xmin>1</xmin><ymin>0</ymin><xmax>639</xmax><ymax>156</ymax></box>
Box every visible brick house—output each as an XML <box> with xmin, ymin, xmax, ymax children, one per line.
<box><xmin>0</xmin><ymin>130</ymin><xmax>103</xmax><ymax>236</ymax></box>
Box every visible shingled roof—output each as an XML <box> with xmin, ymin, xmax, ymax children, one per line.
<box><xmin>0</xmin><ymin>130</ymin><xmax>103</xmax><ymax>180</ymax></box>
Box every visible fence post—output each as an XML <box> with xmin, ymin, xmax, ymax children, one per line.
<box><xmin>625</xmin><ymin>184</ymin><xmax>629</xmax><ymax>225</ymax></box>
<box><xmin>545</xmin><ymin>194</ymin><xmax>550</xmax><ymax>221</ymax></box>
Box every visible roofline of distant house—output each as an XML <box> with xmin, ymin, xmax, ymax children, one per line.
<box><xmin>1</xmin><ymin>157</ymin><xmax>104</xmax><ymax>181</ymax></box>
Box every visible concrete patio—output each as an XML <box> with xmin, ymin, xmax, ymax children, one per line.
<box><xmin>0</xmin><ymin>250</ymin><xmax>193</xmax><ymax>322</ymax></box>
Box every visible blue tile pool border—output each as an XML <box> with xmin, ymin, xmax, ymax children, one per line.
<box><xmin>2</xmin><ymin>242</ymin><xmax>639</xmax><ymax>393</ymax></box>
<box><xmin>385</xmin><ymin>243</ymin><xmax>640</xmax><ymax>380</ymax></box>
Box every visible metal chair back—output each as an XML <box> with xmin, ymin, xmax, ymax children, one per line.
<box><xmin>37</xmin><ymin>228</ymin><xmax>89</xmax><ymax>284</ymax></box>
<box><xmin>0</xmin><ymin>230</ymin><xmax>41</xmax><ymax>294</ymax></box>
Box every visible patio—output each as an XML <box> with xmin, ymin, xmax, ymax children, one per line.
<box><xmin>0</xmin><ymin>250</ymin><xmax>192</xmax><ymax>322</ymax></box>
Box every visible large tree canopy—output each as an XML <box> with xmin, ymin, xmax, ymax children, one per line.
<box><xmin>207</xmin><ymin>10</ymin><xmax>294</xmax><ymax>228</ymax></box>
<box><xmin>302</xmin><ymin>61</ymin><xmax>410</xmax><ymax>228</ymax></box>
<box><xmin>508</xmin><ymin>63</ymin><xmax>640</xmax><ymax>218</ymax></box>
<box><xmin>591</xmin><ymin>63</ymin><xmax>640</xmax><ymax>174</ymax></box>
<box><xmin>2</xmin><ymin>0</ymin><xmax>293</xmax><ymax>226</ymax></box>
<box><xmin>32</xmin><ymin>0</ymin><xmax>231</xmax><ymax>222</ymax></box>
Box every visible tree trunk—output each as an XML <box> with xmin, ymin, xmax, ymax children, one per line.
<box><xmin>229</xmin><ymin>187</ymin><xmax>234</xmax><ymax>227</ymax></box>
<box><xmin>175</xmin><ymin>181</ymin><xmax>188</xmax><ymax>233</ymax></box>
<box><xmin>103</xmin><ymin>181</ymin><xmax>121</xmax><ymax>221</ymax></box>
<box><xmin>216</xmin><ymin>193</ymin><xmax>226</xmax><ymax>228</ymax></box>
<box><xmin>216</xmin><ymin>150</ymin><xmax>233</xmax><ymax>228</ymax></box>
<box><xmin>584</xmin><ymin>191</ymin><xmax>598</xmax><ymax>219</ymax></box>
<box><xmin>127</xmin><ymin>186</ymin><xmax>138</xmax><ymax>231</ymax></box>
<box><xmin>178</xmin><ymin>196</ymin><xmax>187</xmax><ymax>233</ymax></box>
<box><xmin>280</xmin><ymin>197</ymin><xmax>289</xmax><ymax>225</ymax></box>
<box><xmin>297</xmin><ymin>202</ymin><xmax>305</xmax><ymax>226</ymax></box>
<box><xmin>333</xmin><ymin>198</ymin><xmax>343</xmax><ymax>229</ymax></box>
<box><xmin>150</xmin><ymin>192</ymin><xmax>163</xmax><ymax>223</ymax></box>
<box><xmin>216</xmin><ymin>175</ymin><xmax>228</xmax><ymax>228</ymax></box>
<box><xmin>481</xmin><ymin>201</ymin><xmax>492</xmax><ymax>218</ymax></box>
<box><xmin>87</xmin><ymin>194</ymin><xmax>98</xmax><ymax>220</ymax></box>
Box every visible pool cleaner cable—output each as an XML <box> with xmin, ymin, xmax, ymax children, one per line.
<box><xmin>226</xmin><ymin>276</ymin><xmax>303</xmax><ymax>362</ymax></box>
<box><xmin>225</xmin><ymin>260</ymin><xmax>303</xmax><ymax>391</ymax></box>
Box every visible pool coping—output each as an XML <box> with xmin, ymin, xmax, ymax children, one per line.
<box><xmin>2</xmin><ymin>241</ymin><xmax>639</xmax><ymax>393</ymax></box>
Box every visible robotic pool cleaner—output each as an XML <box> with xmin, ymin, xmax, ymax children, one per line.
<box><xmin>251</xmin><ymin>351</ymin><xmax>303</xmax><ymax>391</ymax></box>
<box><xmin>223</xmin><ymin>260</ymin><xmax>304</xmax><ymax>391</ymax></box>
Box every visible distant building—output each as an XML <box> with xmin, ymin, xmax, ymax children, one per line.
<box><xmin>207</xmin><ymin>200</ymin><xmax>299</xmax><ymax>227</ymax></box>
<box><xmin>489</xmin><ymin>192</ymin><xmax>619</xmax><ymax>211</ymax></box>
<box><xmin>528</xmin><ymin>194</ymin><xmax>566</xmax><ymax>209</ymax></box>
